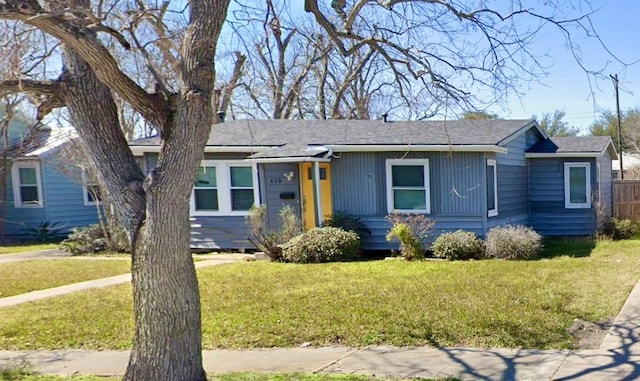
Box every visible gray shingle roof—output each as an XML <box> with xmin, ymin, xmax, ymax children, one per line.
<box><xmin>131</xmin><ymin>119</ymin><xmax>537</xmax><ymax>149</ymax></box>
<box><xmin>5</xmin><ymin>127</ymin><xmax>77</xmax><ymax>158</ymax></box>
<box><xmin>526</xmin><ymin>136</ymin><xmax>615</xmax><ymax>156</ymax></box>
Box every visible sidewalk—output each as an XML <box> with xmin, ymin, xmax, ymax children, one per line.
<box><xmin>0</xmin><ymin>252</ymin><xmax>638</xmax><ymax>380</ymax></box>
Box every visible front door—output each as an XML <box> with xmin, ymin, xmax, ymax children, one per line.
<box><xmin>300</xmin><ymin>163</ymin><xmax>333</xmax><ymax>229</ymax></box>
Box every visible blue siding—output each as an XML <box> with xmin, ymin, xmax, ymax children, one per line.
<box><xmin>3</xmin><ymin>156</ymin><xmax>99</xmax><ymax>240</ymax></box>
<box><xmin>2</xmin><ymin>161</ymin><xmax>46</xmax><ymax>238</ymax></box>
<box><xmin>190</xmin><ymin>216</ymin><xmax>252</xmax><ymax>250</ymax></box>
<box><xmin>331</xmin><ymin>151</ymin><xmax>486</xmax><ymax>250</ymax></box>
<box><xmin>332</xmin><ymin>151</ymin><xmax>484</xmax><ymax>216</ymax></box>
<box><xmin>488</xmin><ymin>163</ymin><xmax>529</xmax><ymax>228</ymax></box>
<box><xmin>140</xmin><ymin>152</ymin><xmax>257</xmax><ymax>249</ymax></box>
<box><xmin>40</xmin><ymin>161</ymin><xmax>100</xmax><ymax>232</ymax></box>
<box><xmin>597</xmin><ymin>153</ymin><xmax>613</xmax><ymax>221</ymax></box>
<box><xmin>528</xmin><ymin>158</ymin><xmax>597</xmax><ymax>235</ymax></box>
<box><xmin>496</xmin><ymin>133</ymin><xmax>528</xmax><ymax>166</ymax></box>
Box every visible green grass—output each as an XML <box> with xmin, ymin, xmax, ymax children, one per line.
<box><xmin>0</xmin><ymin>237</ymin><xmax>638</xmax><ymax>351</ymax></box>
<box><xmin>0</xmin><ymin>259</ymin><xmax>130</xmax><ymax>298</ymax></box>
<box><xmin>0</xmin><ymin>369</ymin><xmax>453</xmax><ymax>381</ymax></box>
<box><xmin>0</xmin><ymin>244</ymin><xmax>60</xmax><ymax>255</ymax></box>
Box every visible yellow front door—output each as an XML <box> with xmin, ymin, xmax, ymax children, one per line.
<box><xmin>300</xmin><ymin>163</ymin><xmax>333</xmax><ymax>229</ymax></box>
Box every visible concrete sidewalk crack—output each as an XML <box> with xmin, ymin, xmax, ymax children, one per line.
<box><xmin>549</xmin><ymin>350</ymin><xmax>573</xmax><ymax>380</ymax></box>
<box><xmin>312</xmin><ymin>346</ymin><xmax>365</xmax><ymax>374</ymax></box>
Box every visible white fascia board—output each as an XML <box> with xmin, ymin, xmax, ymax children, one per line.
<box><xmin>129</xmin><ymin>145</ymin><xmax>265</xmax><ymax>155</ymax></box>
<box><xmin>525</xmin><ymin>152</ymin><xmax>602</xmax><ymax>158</ymax></box>
<box><xmin>324</xmin><ymin>144</ymin><xmax>508</xmax><ymax>154</ymax></box>
<box><xmin>246</xmin><ymin>157</ymin><xmax>332</xmax><ymax>164</ymax></box>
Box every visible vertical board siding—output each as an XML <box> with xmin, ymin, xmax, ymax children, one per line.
<box><xmin>528</xmin><ymin>158</ymin><xmax>597</xmax><ymax>235</ymax></box>
<box><xmin>331</xmin><ymin>151</ymin><xmax>484</xmax><ymax>216</ymax></box>
<box><xmin>260</xmin><ymin>163</ymin><xmax>301</xmax><ymax>232</ymax></box>
<box><xmin>331</xmin><ymin>152</ymin><xmax>380</xmax><ymax>214</ymax></box>
<box><xmin>331</xmin><ymin>151</ymin><xmax>485</xmax><ymax>250</ymax></box>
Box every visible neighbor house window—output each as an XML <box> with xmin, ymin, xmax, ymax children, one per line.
<box><xmin>11</xmin><ymin>161</ymin><xmax>43</xmax><ymax>208</ymax></box>
<box><xmin>386</xmin><ymin>159</ymin><xmax>430</xmax><ymax>213</ymax></box>
<box><xmin>191</xmin><ymin>161</ymin><xmax>258</xmax><ymax>215</ymax></box>
<box><xmin>564</xmin><ymin>162</ymin><xmax>591</xmax><ymax>208</ymax></box>
<box><xmin>82</xmin><ymin>170</ymin><xmax>102</xmax><ymax>206</ymax></box>
<box><xmin>487</xmin><ymin>159</ymin><xmax>498</xmax><ymax>217</ymax></box>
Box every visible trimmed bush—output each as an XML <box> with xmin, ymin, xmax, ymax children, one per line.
<box><xmin>432</xmin><ymin>230</ymin><xmax>484</xmax><ymax>260</ymax></box>
<box><xmin>485</xmin><ymin>225</ymin><xmax>542</xmax><ymax>260</ymax></box>
<box><xmin>601</xmin><ymin>218</ymin><xmax>639</xmax><ymax>240</ymax></box>
<box><xmin>385</xmin><ymin>213</ymin><xmax>435</xmax><ymax>261</ymax></box>
<box><xmin>61</xmin><ymin>224</ymin><xmax>129</xmax><ymax>255</ymax></box>
<box><xmin>282</xmin><ymin>227</ymin><xmax>360</xmax><ymax>263</ymax></box>
<box><xmin>247</xmin><ymin>205</ymin><xmax>302</xmax><ymax>261</ymax></box>
<box><xmin>324</xmin><ymin>211</ymin><xmax>371</xmax><ymax>241</ymax></box>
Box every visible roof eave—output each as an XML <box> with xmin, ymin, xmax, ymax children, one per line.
<box><xmin>129</xmin><ymin>145</ymin><xmax>268</xmax><ymax>155</ymax></box>
<box><xmin>246</xmin><ymin>157</ymin><xmax>332</xmax><ymax>163</ymax></box>
<box><xmin>324</xmin><ymin>144</ymin><xmax>508</xmax><ymax>154</ymax></box>
<box><xmin>525</xmin><ymin>152</ymin><xmax>602</xmax><ymax>158</ymax></box>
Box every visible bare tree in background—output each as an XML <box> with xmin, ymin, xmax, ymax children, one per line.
<box><xmin>0</xmin><ymin>1</ymin><xmax>628</xmax><ymax>379</ymax></box>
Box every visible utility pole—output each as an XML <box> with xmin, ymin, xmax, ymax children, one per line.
<box><xmin>611</xmin><ymin>74</ymin><xmax>624</xmax><ymax>179</ymax></box>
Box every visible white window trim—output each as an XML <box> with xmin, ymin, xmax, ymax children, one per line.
<box><xmin>564</xmin><ymin>162</ymin><xmax>591</xmax><ymax>209</ymax></box>
<box><xmin>190</xmin><ymin>160</ymin><xmax>260</xmax><ymax>216</ymax></box>
<box><xmin>487</xmin><ymin>159</ymin><xmax>498</xmax><ymax>217</ymax></box>
<box><xmin>385</xmin><ymin>158</ymin><xmax>431</xmax><ymax>214</ymax></box>
<box><xmin>11</xmin><ymin>161</ymin><xmax>44</xmax><ymax>208</ymax></box>
<box><xmin>82</xmin><ymin>170</ymin><xmax>102</xmax><ymax>207</ymax></box>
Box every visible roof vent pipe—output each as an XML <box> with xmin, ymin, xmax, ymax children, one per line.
<box><xmin>382</xmin><ymin>113</ymin><xmax>389</xmax><ymax>123</ymax></box>
<box><xmin>216</xmin><ymin>111</ymin><xmax>226</xmax><ymax>123</ymax></box>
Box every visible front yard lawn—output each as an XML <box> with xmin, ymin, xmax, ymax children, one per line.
<box><xmin>0</xmin><ymin>238</ymin><xmax>638</xmax><ymax>351</ymax></box>
<box><xmin>0</xmin><ymin>259</ymin><xmax>130</xmax><ymax>298</ymax></box>
<box><xmin>0</xmin><ymin>244</ymin><xmax>60</xmax><ymax>255</ymax></box>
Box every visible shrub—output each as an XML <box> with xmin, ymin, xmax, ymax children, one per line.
<box><xmin>432</xmin><ymin>230</ymin><xmax>484</xmax><ymax>260</ymax></box>
<box><xmin>60</xmin><ymin>224</ymin><xmax>129</xmax><ymax>255</ymax></box>
<box><xmin>385</xmin><ymin>213</ymin><xmax>435</xmax><ymax>260</ymax></box>
<box><xmin>282</xmin><ymin>227</ymin><xmax>360</xmax><ymax>263</ymax></box>
<box><xmin>324</xmin><ymin>211</ymin><xmax>371</xmax><ymax>241</ymax></box>
<box><xmin>24</xmin><ymin>221</ymin><xmax>66</xmax><ymax>243</ymax></box>
<box><xmin>485</xmin><ymin>225</ymin><xmax>542</xmax><ymax>260</ymax></box>
<box><xmin>247</xmin><ymin>205</ymin><xmax>302</xmax><ymax>261</ymax></box>
<box><xmin>601</xmin><ymin>218</ymin><xmax>639</xmax><ymax>240</ymax></box>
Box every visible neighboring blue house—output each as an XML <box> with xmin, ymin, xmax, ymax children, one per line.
<box><xmin>2</xmin><ymin>125</ymin><xmax>100</xmax><ymax>241</ymax></box>
<box><xmin>130</xmin><ymin>119</ymin><xmax>617</xmax><ymax>250</ymax></box>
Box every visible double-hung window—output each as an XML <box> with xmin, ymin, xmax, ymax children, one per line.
<box><xmin>386</xmin><ymin>159</ymin><xmax>430</xmax><ymax>213</ymax></box>
<box><xmin>486</xmin><ymin>159</ymin><xmax>498</xmax><ymax>217</ymax></box>
<box><xmin>12</xmin><ymin>161</ymin><xmax>43</xmax><ymax>208</ymax></box>
<box><xmin>564</xmin><ymin>162</ymin><xmax>591</xmax><ymax>208</ymax></box>
<box><xmin>191</xmin><ymin>161</ymin><xmax>258</xmax><ymax>215</ymax></box>
<box><xmin>82</xmin><ymin>170</ymin><xmax>102</xmax><ymax>206</ymax></box>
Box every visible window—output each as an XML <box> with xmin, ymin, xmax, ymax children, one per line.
<box><xmin>564</xmin><ymin>162</ymin><xmax>591</xmax><ymax>208</ymax></box>
<box><xmin>11</xmin><ymin>161</ymin><xmax>43</xmax><ymax>208</ymax></box>
<box><xmin>82</xmin><ymin>170</ymin><xmax>102</xmax><ymax>206</ymax></box>
<box><xmin>191</xmin><ymin>161</ymin><xmax>258</xmax><ymax>215</ymax></box>
<box><xmin>487</xmin><ymin>159</ymin><xmax>498</xmax><ymax>217</ymax></box>
<box><xmin>386</xmin><ymin>159</ymin><xmax>430</xmax><ymax>213</ymax></box>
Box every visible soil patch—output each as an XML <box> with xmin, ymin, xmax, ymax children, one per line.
<box><xmin>567</xmin><ymin>318</ymin><xmax>613</xmax><ymax>349</ymax></box>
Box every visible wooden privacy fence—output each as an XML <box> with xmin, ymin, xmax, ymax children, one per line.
<box><xmin>613</xmin><ymin>180</ymin><xmax>640</xmax><ymax>222</ymax></box>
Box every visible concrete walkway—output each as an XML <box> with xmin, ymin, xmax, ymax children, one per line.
<box><xmin>0</xmin><ymin>249</ymin><xmax>70</xmax><ymax>264</ymax></box>
<box><xmin>0</xmin><ymin>253</ymin><xmax>638</xmax><ymax>380</ymax></box>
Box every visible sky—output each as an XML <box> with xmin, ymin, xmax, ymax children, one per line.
<box><xmin>497</xmin><ymin>0</ymin><xmax>640</xmax><ymax>134</ymax></box>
